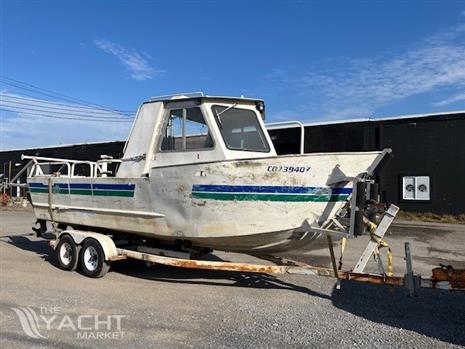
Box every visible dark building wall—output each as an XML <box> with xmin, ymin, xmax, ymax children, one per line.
<box><xmin>269</xmin><ymin>123</ymin><xmax>377</xmax><ymax>154</ymax></box>
<box><xmin>268</xmin><ymin>127</ymin><xmax>302</xmax><ymax>154</ymax></box>
<box><xmin>303</xmin><ymin>123</ymin><xmax>374</xmax><ymax>153</ymax></box>
<box><xmin>269</xmin><ymin>113</ymin><xmax>465</xmax><ymax>215</ymax></box>
<box><xmin>0</xmin><ymin>141</ymin><xmax>125</xmax><ymax>184</ymax></box>
<box><xmin>379</xmin><ymin>116</ymin><xmax>465</xmax><ymax>215</ymax></box>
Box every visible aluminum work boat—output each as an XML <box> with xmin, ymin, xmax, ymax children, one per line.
<box><xmin>25</xmin><ymin>93</ymin><xmax>391</xmax><ymax>254</ymax></box>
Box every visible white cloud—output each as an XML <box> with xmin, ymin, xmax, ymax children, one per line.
<box><xmin>269</xmin><ymin>22</ymin><xmax>465</xmax><ymax>120</ymax></box>
<box><xmin>94</xmin><ymin>38</ymin><xmax>164</xmax><ymax>81</ymax></box>
<box><xmin>432</xmin><ymin>92</ymin><xmax>465</xmax><ymax>107</ymax></box>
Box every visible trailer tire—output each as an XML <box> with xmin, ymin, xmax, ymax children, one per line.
<box><xmin>79</xmin><ymin>238</ymin><xmax>110</xmax><ymax>278</ymax></box>
<box><xmin>56</xmin><ymin>235</ymin><xmax>80</xmax><ymax>271</ymax></box>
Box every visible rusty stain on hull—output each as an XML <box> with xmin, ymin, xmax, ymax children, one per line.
<box><xmin>176</xmin><ymin>184</ymin><xmax>188</xmax><ymax>194</ymax></box>
<box><xmin>233</xmin><ymin>160</ymin><xmax>262</xmax><ymax>168</ymax></box>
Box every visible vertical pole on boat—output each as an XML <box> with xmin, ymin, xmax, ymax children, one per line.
<box><xmin>182</xmin><ymin>109</ymin><xmax>187</xmax><ymax>150</ymax></box>
<box><xmin>327</xmin><ymin>235</ymin><xmax>341</xmax><ymax>289</ymax></box>
<box><xmin>348</xmin><ymin>178</ymin><xmax>358</xmax><ymax>238</ymax></box>
<box><xmin>8</xmin><ymin>160</ymin><xmax>12</xmax><ymax>197</ymax></box>
<box><xmin>47</xmin><ymin>177</ymin><xmax>57</xmax><ymax>233</ymax></box>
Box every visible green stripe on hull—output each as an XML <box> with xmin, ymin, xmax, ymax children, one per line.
<box><xmin>30</xmin><ymin>188</ymin><xmax>134</xmax><ymax>198</ymax></box>
<box><xmin>29</xmin><ymin>188</ymin><xmax>49</xmax><ymax>194</ymax></box>
<box><xmin>93</xmin><ymin>191</ymin><xmax>134</xmax><ymax>197</ymax></box>
<box><xmin>192</xmin><ymin>192</ymin><xmax>349</xmax><ymax>202</ymax></box>
<box><xmin>69</xmin><ymin>189</ymin><xmax>92</xmax><ymax>195</ymax></box>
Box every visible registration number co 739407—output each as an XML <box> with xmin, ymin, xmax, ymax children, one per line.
<box><xmin>266</xmin><ymin>165</ymin><xmax>311</xmax><ymax>173</ymax></box>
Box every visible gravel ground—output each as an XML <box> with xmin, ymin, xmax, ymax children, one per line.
<box><xmin>1</xmin><ymin>208</ymin><xmax>464</xmax><ymax>349</ymax></box>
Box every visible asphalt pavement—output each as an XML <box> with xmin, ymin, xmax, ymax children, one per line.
<box><xmin>1</xmin><ymin>208</ymin><xmax>464</xmax><ymax>349</ymax></box>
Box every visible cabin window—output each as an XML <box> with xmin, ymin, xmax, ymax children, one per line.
<box><xmin>211</xmin><ymin>105</ymin><xmax>270</xmax><ymax>152</ymax></box>
<box><xmin>160</xmin><ymin>107</ymin><xmax>214</xmax><ymax>151</ymax></box>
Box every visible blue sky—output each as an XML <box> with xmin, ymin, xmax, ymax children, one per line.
<box><xmin>1</xmin><ymin>0</ymin><xmax>465</xmax><ymax>149</ymax></box>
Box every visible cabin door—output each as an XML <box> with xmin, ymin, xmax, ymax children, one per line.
<box><xmin>152</xmin><ymin>104</ymin><xmax>222</xmax><ymax>167</ymax></box>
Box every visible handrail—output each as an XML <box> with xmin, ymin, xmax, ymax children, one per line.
<box><xmin>71</xmin><ymin>161</ymin><xmax>94</xmax><ymax>177</ymax></box>
<box><xmin>265</xmin><ymin>121</ymin><xmax>305</xmax><ymax>155</ymax></box>
<box><xmin>22</xmin><ymin>155</ymin><xmax>96</xmax><ymax>164</ymax></box>
<box><xmin>30</xmin><ymin>161</ymin><xmax>72</xmax><ymax>177</ymax></box>
<box><xmin>22</xmin><ymin>154</ymin><xmax>123</xmax><ymax>178</ymax></box>
<box><xmin>8</xmin><ymin>159</ymin><xmax>34</xmax><ymax>183</ymax></box>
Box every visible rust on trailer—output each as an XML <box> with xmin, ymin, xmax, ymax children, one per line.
<box><xmin>109</xmin><ymin>255</ymin><xmax>128</xmax><ymax>261</ymax></box>
<box><xmin>431</xmin><ymin>266</ymin><xmax>465</xmax><ymax>289</ymax></box>
<box><xmin>119</xmin><ymin>249</ymin><xmax>283</xmax><ymax>273</ymax></box>
<box><xmin>119</xmin><ymin>248</ymin><xmax>336</xmax><ymax>275</ymax></box>
<box><xmin>338</xmin><ymin>271</ymin><xmax>404</xmax><ymax>287</ymax></box>
<box><xmin>166</xmin><ymin>258</ymin><xmax>284</xmax><ymax>273</ymax></box>
<box><xmin>112</xmin><ymin>248</ymin><xmax>463</xmax><ymax>292</ymax></box>
<box><xmin>117</xmin><ymin>248</ymin><xmax>406</xmax><ymax>288</ymax></box>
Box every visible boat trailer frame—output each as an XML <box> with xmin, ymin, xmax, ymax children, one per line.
<box><xmin>109</xmin><ymin>229</ymin><xmax>463</xmax><ymax>296</ymax></box>
<box><xmin>48</xmin><ymin>201</ymin><xmax>464</xmax><ymax>296</ymax></box>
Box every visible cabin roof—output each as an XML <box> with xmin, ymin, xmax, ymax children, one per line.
<box><xmin>145</xmin><ymin>92</ymin><xmax>263</xmax><ymax>104</ymax></box>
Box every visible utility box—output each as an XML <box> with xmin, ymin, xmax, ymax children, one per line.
<box><xmin>402</xmin><ymin>176</ymin><xmax>430</xmax><ymax>201</ymax></box>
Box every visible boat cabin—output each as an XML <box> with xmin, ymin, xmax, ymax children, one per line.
<box><xmin>117</xmin><ymin>93</ymin><xmax>277</xmax><ymax>177</ymax></box>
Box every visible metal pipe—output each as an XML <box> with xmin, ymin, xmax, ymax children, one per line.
<box><xmin>7</xmin><ymin>159</ymin><xmax>34</xmax><ymax>185</ymax></box>
<box><xmin>182</xmin><ymin>108</ymin><xmax>187</xmax><ymax>150</ymax></box>
<box><xmin>265</xmin><ymin>121</ymin><xmax>305</xmax><ymax>154</ymax></box>
<box><xmin>8</xmin><ymin>161</ymin><xmax>12</xmax><ymax>196</ymax></box>
<box><xmin>22</xmin><ymin>155</ymin><xmax>98</xmax><ymax>177</ymax></box>
<box><xmin>22</xmin><ymin>154</ymin><xmax>97</xmax><ymax>164</ymax></box>
<box><xmin>327</xmin><ymin>235</ymin><xmax>339</xmax><ymax>279</ymax></box>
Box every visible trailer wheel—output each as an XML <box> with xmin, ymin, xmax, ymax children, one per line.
<box><xmin>79</xmin><ymin>238</ymin><xmax>110</xmax><ymax>278</ymax></box>
<box><xmin>56</xmin><ymin>235</ymin><xmax>79</xmax><ymax>271</ymax></box>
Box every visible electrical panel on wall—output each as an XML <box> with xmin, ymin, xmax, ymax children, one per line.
<box><xmin>402</xmin><ymin>176</ymin><xmax>430</xmax><ymax>201</ymax></box>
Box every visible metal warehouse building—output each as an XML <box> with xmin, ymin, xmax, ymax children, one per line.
<box><xmin>268</xmin><ymin>110</ymin><xmax>465</xmax><ymax>215</ymax></box>
<box><xmin>1</xmin><ymin>110</ymin><xmax>464</xmax><ymax>215</ymax></box>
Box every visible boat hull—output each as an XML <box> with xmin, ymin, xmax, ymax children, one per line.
<box><xmin>28</xmin><ymin>151</ymin><xmax>382</xmax><ymax>254</ymax></box>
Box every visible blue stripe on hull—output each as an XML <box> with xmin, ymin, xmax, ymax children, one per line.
<box><xmin>29</xmin><ymin>183</ymin><xmax>48</xmax><ymax>188</ymax></box>
<box><xmin>192</xmin><ymin>184</ymin><xmax>352</xmax><ymax>195</ymax></box>
<box><xmin>93</xmin><ymin>183</ymin><xmax>135</xmax><ymax>190</ymax></box>
<box><xmin>29</xmin><ymin>182</ymin><xmax>135</xmax><ymax>191</ymax></box>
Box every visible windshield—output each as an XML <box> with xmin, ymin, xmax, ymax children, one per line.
<box><xmin>211</xmin><ymin>105</ymin><xmax>270</xmax><ymax>152</ymax></box>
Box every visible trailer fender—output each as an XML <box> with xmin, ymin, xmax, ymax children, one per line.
<box><xmin>56</xmin><ymin>230</ymin><xmax>118</xmax><ymax>261</ymax></box>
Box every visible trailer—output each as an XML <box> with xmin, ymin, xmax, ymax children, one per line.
<box><xmin>47</xmin><ymin>202</ymin><xmax>464</xmax><ymax>296</ymax></box>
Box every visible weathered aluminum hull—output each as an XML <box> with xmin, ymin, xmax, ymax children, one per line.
<box><xmin>28</xmin><ymin>151</ymin><xmax>383</xmax><ymax>254</ymax></box>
